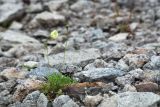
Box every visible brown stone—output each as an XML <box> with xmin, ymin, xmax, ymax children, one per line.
<box><xmin>135</xmin><ymin>82</ymin><xmax>159</xmax><ymax>92</ymax></box>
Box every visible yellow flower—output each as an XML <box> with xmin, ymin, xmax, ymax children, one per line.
<box><xmin>50</xmin><ymin>30</ymin><xmax>58</xmax><ymax>40</ymax></box>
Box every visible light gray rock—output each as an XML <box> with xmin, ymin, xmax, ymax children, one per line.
<box><xmin>52</xmin><ymin>95</ymin><xmax>78</xmax><ymax>107</ymax></box>
<box><xmin>92</xmin><ymin>40</ymin><xmax>107</xmax><ymax>49</ymax></box>
<box><xmin>115</xmin><ymin>69</ymin><xmax>144</xmax><ymax>86</ymax></box>
<box><xmin>115</xmin><ymin>74</ymin><xmax>134</xmax><ymax>86</ymax></box>
<box><xmin>33</xmin><ymin>30</ymin><xmax>49</xmax><ymax>38</ymax></box>
<box><xmin>122</xmin><ymin>84</ymin><xmax>137</xmax><ymax>92</ymax></box>
<box><xmin>98</xmin><ymin>92</ymin><xmax>160</xmax><ymax>107</ymax></box>
<box><xmin>74</xmin><ymin>68</ymin><xmax>125</xmax><ymax>82</ymax></box>
<box><xmin>37</xmin><ymin>93</ymin><xmax>48</xmax><ymax>107</ymax></box>
<box><xmin>0</xmin><ymin>2</ymin><xmax>24</xmax><ymax>25</ymax></box>
<box><xmin>0</xmin><ymin>90</ymin><xmax>12</xmax><ymax>105</ymax></box>
<box><xmin>46</xmin><ymin>0</ymin><xmax>68</xmax><ymax>11</ymax></box>
<box><xmin>84</xmin><ymin>94</ymin><xmax>103</xmax><ymax>107</ymax></box>
<box><xmin>143</xmin><ymin>55</ymin><xmax>160</xmax><ymax>70</ymax></box>
<box><xmin>53</xmin><ymin>64</ymin><xmax>82</xmax><ymax>74</ymax></box>
<box><xmin>48</xmin><ymin>48</ymin><xmax>101</xmax><ymax>67</ymax></box>
<box><xmin>84</xmin><ymin>28</ymin><xmax>105</xmax><ymax>42</ymax></box>
<box><xmin>122</xmin><ymin>54</ymin><xmax>149</xmax><ymax>70</ymax></box>
<box><xmin>70</xmin><ymin>0</ymin><xmax>93</xmax><ymax>12</ymax></box>
<box><xmin>142</xmin><ymin>43</ymin><xmax>160</xmax><ymax>50</ymax></box>
<box><xmin>30</xmin><ymin>11</ymin><xmax>65</xmax><ymax>28</ymax></box>
<box><xmin>62</xmin><ymin>99</ymin><xmax>79</xmax><ymax>107</ymax></box>
<box><xmin>84</xmin><ymin>59</ymin><xmax>108</xmax><ymax>70</ymax></box>
<box><xmin>101</xmin><ymin>42</ymin><xmax>128</xmax><ymax>59</ymax></box>
<box><xmin>27</xmin><ymin>3</ymin><xmax>43</xmax><ymax>13</ymax></box>
<box><xmin>0</xmin><ymin>30</ymin><xmax>39</xmax><ymax>44</ymax></box>
<box><xmin>9</xmin><ymin>21</ymin><xmax>23</xmax><ymax>30</ymax></box>
<box><xmin>26</xmin><ymin>67</ymin><xmax>59</xmax><ymax>79</ymax></box>
<box><xmin>22</xmin><ymin>91</ymin><xmax>40</xmax><ymax>107</ymax></box>
<box><xmin>115</xmin><ymin>59</ymin><xmax>129</xmax><ymax>72</ymax></box>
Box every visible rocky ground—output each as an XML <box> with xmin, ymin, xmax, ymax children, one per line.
<box><xmin>0</xmin><ymin>0</ymin><xmax>160</xmax><ymax>107</ymax></box>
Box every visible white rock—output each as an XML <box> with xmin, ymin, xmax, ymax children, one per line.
<box><xmin>129</xmin><ymin>23</ymin><xmax>139</xmax><ymax>31</ymax></box>
<box><xmin>108</xmin><ymin>33</ymin><xmax>129</xmax><ymax>42</ymax></box>
<box><xmin>9</xmin><ymin>21</ymin><xmax>23</xmax><ymax>30</ymax></box>
<box><xmin>23</xmin><ymin>61</ymin><xmax>38</xmax><ymax>69</ymax></box>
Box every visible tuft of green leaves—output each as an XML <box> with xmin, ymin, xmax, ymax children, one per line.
<box><xmin>41</xmin><ymin>73</ymin><xmax>76</xmax><ymax>98</ymax></box>
<box><xmin>118</xmin><ymin>23</ymin><xmax>130</xmax><ymax>33</ymax></box>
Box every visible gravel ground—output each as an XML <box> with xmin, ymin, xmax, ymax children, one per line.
<box><xmin>0</xmin><ymin>0</ymin><xmax>160</xmax><ymax>107</ymax></box>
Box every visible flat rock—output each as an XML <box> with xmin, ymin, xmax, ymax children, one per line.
<box><xmin>98</xmin><ymin>92</ymin><xmax>160</xmax><ymax>107</ymax></box>
<box><xmin>0</xmin><ymin>3</ymin><xmax>24</xmax><ymax>25</ymax></box>
<box><xmin>30</xmin><ymin>11</ymin><xmax>65</xmax><ymax>28</ymax></box>
<box><xmin>48</xmin><ymin>48</ymin><xmax>101</xmax><ymax>67</ymax></box>
<box><xmin>135</xmin><ymin>82</ymin><xmax>159</xmax><ymax>92</ymax></box>
<box><xmin>74</xmin><ymin>68</ymin><xmax>125</xmax><ymax>82</ymax></box>
<box><xmin>0</xmin><ymin>68</ymin><xmax>26</xmax><ymax>79</ymax></box>
<box><xmin>108</xmin><ymin>33</ymin><xmax>129</xmax><ymax>42</ymax></box>
<box><xmin>46</xmin><ymin>0</ymin><xmax>68</xmax><ymax>11</ymax></box>
<box><xmin>0</xmin><ymin>30</ymin><xmax>39</xmax><ymax>44</ymax></box>
<box><xmin>26</xmin><ymin>67</ymin><xmax>59</xmax><ymax>79</ymax></box>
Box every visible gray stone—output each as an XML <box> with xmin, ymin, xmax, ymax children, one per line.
<box><xmin>0</xmin><ymin>30</ymin><xmax>39</xmax><ymax>44</ymax></box>
<box><xmin>0</xmin><ymin>3</ymin><xmax>24</xmax><ymax>25</ymax></box>
<box><xmin>115</xmin><ymin>59</ymin><xmax>129</xmax><ymax>72</ymax></box>
<box><xmin>115</xmin><ymin>69</ymin><xmax>144</xmax><ymax>86</ymax></box>
<box><xmin>115</xmin><ymin>75</ymin><xmax>134</xmax><ymax>86</ymax></box>
<box><xmin>92</xmin><ymin>40</ymin><xmax>107</xmax><ymax>49</ymax></box>
<box><xmin>27</xmin><ymin>3</ymin><xmax>43</xmax><ymax>13</ymax></box>
<box><xmin>48</xmin><ymin>48</ymin><xmax>101</xmax><ymax>67</ymax></box>
<box><xmin>101</xmin><ymin>42</ymin><xmax>128</xmax><ymax>59</ymax></box>
<box><xmin>0</xmin><ymin>79</ymin><xmax>16</xmax><ymax>91</ymax></box>
<box><xmin>84</xmin><ymin>59</ymin><xmax>108</xmax><ymax>70</ymax></box>
<box><xmin>33</xmin><ymin>30</ymin><xmax>49</xmax><ymax>38</ymax></box>
<box><xmin>84</xmin><ymin>28</ymin><xmax>105</xmax><ymax>42</ymax></box>
<box><xmin>53</xmin><ymin>64</ymin><xmax>82</xmax><ymax>74</ymax></box>
<box><xmin>37</xmin><ymin>93</ymin><xmax>48</xmax><ymax>107</ymax></box>
<box><xmin>52</xmin><ymin>95</ymin><xmax>78</xmax><ymax>107</ymax></box>
<box><xmin>122</xmin><ymin>84</ymin><xmax>137</xmax><ymax>92</ymax></box>
<box><xmin>98</xmin><ymin>92</ymin><xmax>160</xmax><ymax>107</ymax></box>
<box><xmin>46</xmin><ymin>0</ymin><xmax>68</xmax><ymax>11</ymax></box>
<box><xmin>70</xmin><ymin>0</ymin><xmax>93</xmax><ymax>12</ymax></box>
<box><xmin>29</xmin><ymin>11</ymin><xmax>65</xmax><ymax>28</ymax></box>
<box><xmin>22</xmin><ymin>91</ymin><xmax>40</xmax><ymax>106</ymax></box>
<box><xmin>62</xmin><ymin>99</ymin><xmax>79</xmax><ymax>107</ymax></box>
<box><xmin>122</xmin><ymin>54</ymin><xmax>149</xmax><ymax>70</ymax></box>
<box><xmin>84</xmin><ymin>94</ymin><xmax>103</xmax><ymax>107</ymax></box>
<box><xmin>74</xmin><ymin>68</ymin><xmax>125</xmax><ymax>82</ymax></box>
<box><xmin>26</xmin><ymin>67</ymin><xmax>59</xmax><ymax>79</ymax></box>
<box><xmin>142</xmin><ymin>43</ymin><xmax>160</xmax><ymax>50</ymax></box>
<box><xmin>143</xmin><ymin>55</ymin><xmax>160</xmax><ymax>70</ymax></box>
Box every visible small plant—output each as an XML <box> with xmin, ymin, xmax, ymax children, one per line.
<box><xmin>44</xmin><ymin>30</ymin><xmax>59</xmax><ymax>66</ymax></box>
<box><xmin>117</xmin><ymin>23</ymin><xmax>130</xmax><ymax>33</ymax></box>
<box><xmin>41</xmin><ymin>73</ymin><xmax>76</xmax><ymax>99</ymax></box>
